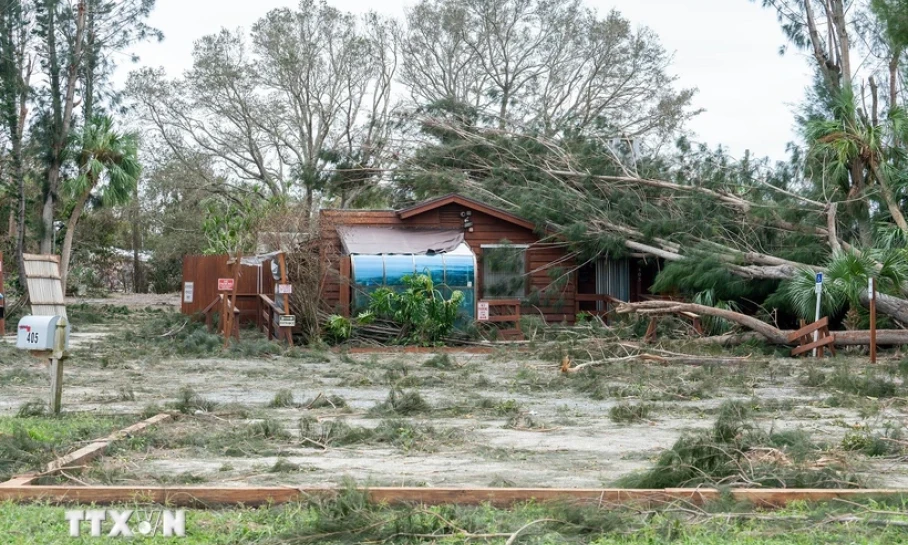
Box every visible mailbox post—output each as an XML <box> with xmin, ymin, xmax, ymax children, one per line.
<box><xmin>17</xmin><ymin>315</ymin><xmax>70</xmax><ymax>414</ymax></box>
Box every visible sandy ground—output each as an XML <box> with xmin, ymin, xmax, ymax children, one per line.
<box><xmin>65</xmin><ymin>292</ymin><xmax>181</xmax><ymax>309</ymax></box>
<box><xmin>4</xmin><ymin>322</ymin><xmax>907</xmax><ymax>489</ymax></box>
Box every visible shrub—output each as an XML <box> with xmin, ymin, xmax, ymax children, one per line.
<box><xmin>369</xmin><ymin>274</ymin><xmax>463</xmax><ymax>344</ymax></box>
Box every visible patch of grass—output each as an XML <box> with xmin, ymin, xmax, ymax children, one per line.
<box><xmin>268</xmin><ymin>389</ymin><xmax>297</xmax><ymax>408</ymax></box>
<box><xmin>368</xmin><ymin>388</ymin><xmax>431</xmax><ymax>416</ymax></box>
<box><xmin>66</xmin><ymin>303</ymin><xmax>130</xmax><ymax>324</ymax></box>
<box><xmin>155</xmin><ymin>471</ymin><xmax>207</xmax><ymax>484</ymax></box>
<box><xmin>298</xmin><ymin>417</ymin><xmax>460</xmax><ymax>452</ymax></box>
<box><xmin>0</xmin><ymin>368</ymin><xmax>41</xmax><ymax>386</ymax></box>
<box><xmin>140</xmin><ymin>404</ymin><xmax>164</xmax><ymax>419</ymax></box>
<box><xmin>121</xmin><ymin>417</ymin><xmax>290</xmax><ymax>458</ymax></box>
<box><xmin>302</xmin><ymin>393</ymin><xmax>348</xmax><ymax>409</ymax></box>
<box><xmin>609</xmin><ymin>403</ymin><xmax>653</xmax><ymax>423</ymax></box>
<box><xmin>0</xmin><ymin>413</ymin><xmax>131</xmax><ymax>480</ymax></box>
<box><xmin>619</xmin><ymin>400</ymin><xmax>859</xmax><ymax>490</ymax></box>
<box><xmin>423</xmin><ymin>353</ymin><xmax>457</xmax><ymax>369</ymax></box>
<box><xmin>802</xmin><ymin>364</ymin><xmax>901</xmax><ymax>398</ymax></box>
<box><xmin>474</xmin><ymin>375</ymin><xmax>493</xmax><ymax>388</ymax></box>
<box><xmin>493</xmin><ymin>399</ymin><xmax>522</xmax><ymax>416</ymax></box>
<box><xmin>230</xmin><ymin>338</ymin><xmax>284</xmax><ymax>358</ymax></box>
<box><xmin>15</xmin><ymin>400</ymin><xmax>47</xmax><ymax>418</ymax></box>
<box><xmin>269</xmin><ymin>458</ymin><xmax>308</xmax><ymax>473</ymax></box>
<box><xmin>116</xmin><ymin>387</ymin><xmax>136</xmax><ymax>401</ymax></box>
<box><xmin>5</xmin><ymin>496</ymin><xmax>908</xmax><ymax>545</ymax></box>
<box><xmin>504</xmin><ymin>411</ymin><xmax>546</xmax><ymax>430</ymax></box>
<box><xmin>167</xmin><ymin>386</ymin><xmax>218</xmax><ymax>414</ymax></box>
<box><xmin>248</xmin><ymin>418</ymin><xmax>291</xmax><ymax>440</ymax></box>
<box><xmin>841</xmin><ymin>425</ymin><xmax>904</xmax><ymax>457</ymax></box>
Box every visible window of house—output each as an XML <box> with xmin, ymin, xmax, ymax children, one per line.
<box><xmin>482</xmin><ymin>244</ymin><xmax>528</xmax><ymax>299</ymax></box>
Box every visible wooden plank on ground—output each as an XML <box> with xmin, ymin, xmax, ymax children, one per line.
<box><xmin>791</xmin><ymin>335</ymin><xmax>836</xmax><ymax>356</ymax></box>
<box><xmin>787</xmin><ymin>317</ymin><xmax>829</xmax><ymax>343</ymax></box>
<box><xmin>0</xmin><ymin>486</ymin><xmax>905</xmax><ymax>508</ymax></box>
<box><xmin>0</xmin><ymin>414</ymin><xmax>171</xmax><ymax>487</ymax></box>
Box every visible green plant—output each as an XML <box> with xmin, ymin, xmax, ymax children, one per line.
<box><xmin>269</xmin><ymin>389</ymin><xmax>297</xmax><ymax>408</ymax></box>
<box><xmin>423</xmin><ymin>353</ymin><xmax>456</xmax><ymax>369</ymax></box>
<box><xmin>16</xmin><ymin>400</ymin><xmax>47</xmax><ymax>418</ymax></box>
<box><xmin>369</xmin><ymin>274</ymin><xmax>464</xmax><ymax>344</ymax></box>
<box><xmin>620</xmin><ymin>400</ymin><xmax>859</xmax><ymax>489</ymax></box>
<box><xmin>167</xmin><ymin>386</ymin><xmax>218</xmax><ymax>414</ymax></box>
<box><xmin>324</xmin><ymin>315</ymin><xmax>354</xmax><ymax>342</ymax></box>
<box><xmin>369</xmin><ymin>388</ymin><xmax>431</xmax><ymax>416</ymax></box>
<box><xmin>609</xmin><ymin>403</ymin><xmax>652</xmax><ymax>423</ymax></box>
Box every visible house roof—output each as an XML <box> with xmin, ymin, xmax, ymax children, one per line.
<box><xmin>396</xmin><ymin>193</ymin><xmax>536</xmax><ymax>231</ymax></box>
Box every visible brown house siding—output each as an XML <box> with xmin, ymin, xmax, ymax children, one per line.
<box><xmin>319</xmin><ymin>202</ymin><xmax>577</xmax><ymax>324</ymax></box>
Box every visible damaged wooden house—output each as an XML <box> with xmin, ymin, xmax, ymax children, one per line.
<box><xmin>319</xmin><ymin>194</ymin><xmax>661</xmax><ymax>325</ymax></box>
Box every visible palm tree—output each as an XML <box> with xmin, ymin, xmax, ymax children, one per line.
<box><xmin>781</xmin><ymin>248</ymin><xmax>908</xmax><ymax>325</ymax></box>
<box><xmin>60</xmin><ymin>116</ymin><xmax>141</xmax><ymax>288</ymax></box>
<box><xmin>805</xmin><ymin>88</ymin><xmax>908</xmax><ymax>236</ymax></box>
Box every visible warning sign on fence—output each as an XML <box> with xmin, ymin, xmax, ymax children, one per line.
<box><xmin>477</xmin><ymin>302</ymin><xmax>489</xmax><ymax>322</ymax></box>
<box><xmin>218</xmin><ymin>278</ymin><xmax>235</xmax><ymax>292</ymax></box>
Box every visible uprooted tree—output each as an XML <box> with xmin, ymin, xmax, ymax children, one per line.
<box><xmin>387</xmin><ymin>0</ymin><xmax>908</xmax><ymax>333</ymax></box>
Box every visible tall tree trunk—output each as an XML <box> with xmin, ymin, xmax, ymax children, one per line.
<box><xmin>40</xmin><ymin>0</ymin><xmax>87</xmax><ymax>254</ymax></box>
<box><xmin>830</xmin><ymin>0</ymin><xmax>851</xmax><ymax>88</ymax></box>
<box><xmin>131</xmin><ymin>186</ymin><xmax>142</xmax><ymax>293</ymax></box>
<box><xmin>59</xmin><ymin>189</ymin><xmax>91</xmax><ymax>289</ymax></box>
<box><xmin>498</xmin><ymin>87</ymin><xmax>509</xmax><ymax>130</ymax></box>
<box><xmin>82</xmin><ymin>0</ymin><xmax>96</xmax><ymax>124</ymax></box>
<box><xmin>889</xmin><ymin>51</ymin><xmax>900</xmax><ymax>113</ymax></box>
<box><xmin>869</xmin><ymin>161</ymin><xmax>908</xmax><ymax>234</ymax></box>
<box><xmin>0</xmin><ymin>0</ymin><xmax>30</xmax><ymax>288</ymax></box>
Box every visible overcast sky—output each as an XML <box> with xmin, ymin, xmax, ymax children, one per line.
<box><xmin>120</xmin><ymin>0</ymin><xmax>814</xmax><ymax>161</ymax></box>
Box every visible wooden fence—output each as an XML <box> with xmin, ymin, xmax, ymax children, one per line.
<box><xmin>181</xmin><ymin>254</ymin><xmax>275</xmax><ymax>324</ymax></box>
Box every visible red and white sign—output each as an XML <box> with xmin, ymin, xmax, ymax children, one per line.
<box><xmin>477</xmin><ymin>301</ymin><xmax>489</xmax><ymax>322</ymax></box>
<box><xmin>218</xmin><ymin>278</ymin><xmax>235</xmax><ymax>292</ymax></box>
<box><xmin>277</xmin><ymin>284</ymin><xmax>293</xmax><ymax>294</ymax></box>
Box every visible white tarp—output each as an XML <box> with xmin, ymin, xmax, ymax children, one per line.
<box><xmin>337</xmin><ymin>226</ymin><xmax>464</xmax><ymax>255</ymax></box>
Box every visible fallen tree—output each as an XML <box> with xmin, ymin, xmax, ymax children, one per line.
<box><xmin>617</xmin><ymin>300</ymin><xmax>908</xmax><ymax>346</ymax></box>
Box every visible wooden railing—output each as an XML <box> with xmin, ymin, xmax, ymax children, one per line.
<box><xmin>199</xmin><ymin>293</ymin><xmax>294</xmax><ymax>347</ymax></box>
<box><xmin>480</xmin><ymin>299</ymin><xmax>523</xmax><ymax>340</ymax></box>
<box><xmin>260</xmin><ymin>294</ymin><xmax>293</xmax><ymax>346</ymax></box>
<box><xmin>201</xmin><ymin>295</ymin><xmax>240</xmax><ymax>341</ymax></box>
<box><xmin>574</xmin><ymin>293</ymin><xmax>624</xmax><ymax>324</ymax></box>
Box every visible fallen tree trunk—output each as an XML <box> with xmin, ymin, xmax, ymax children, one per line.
<box><xmin>617</xmin><ymin>301</ymin><xmax>908</xmax><ymax>346</ymax></box>
<box><xmin>616</xmin><ymin>301</ymin><xmax>791</xmax><ymax>344</ymax></box>
<box><xmin>692</xmin><ymin>330</ymin><xmax>908</xmax><ymax>346</ymax></box>
<box><xmin>860</xmin><ymin>291</ymin><xmax>908</xmax><ymax>325</ymax></box>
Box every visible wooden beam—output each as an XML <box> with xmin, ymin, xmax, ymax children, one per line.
<box><xmin>0</xmin><ymin>251</ymin><xmax>5</xmax><ymax>337</ymax></box>
<box><xmin>339</xmin><ymin>256</ymin><xmax>351</xmax><ymax>318</ymax></box>
<box><xmin>0</xmin><ymin>486</ymin><xmax>905</xmax><ymax>508</ymax></box>
<box><xmin>0</xmin><ymin>414</ymin><xmax>171</xmax><ymax>487</ymax></box>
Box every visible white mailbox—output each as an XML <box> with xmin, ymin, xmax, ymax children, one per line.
<box><xmin>16</xmin><ymin>315</ymin><xmax>69</xmax><ymax>351</ymax></box>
